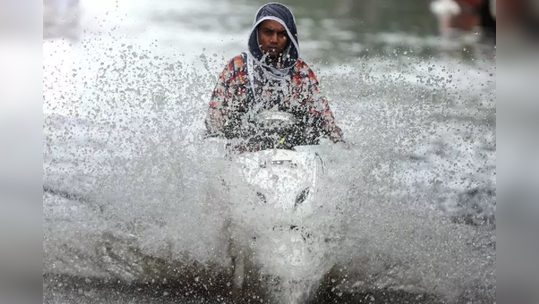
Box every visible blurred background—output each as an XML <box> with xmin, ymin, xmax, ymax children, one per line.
<box><xmin>40</xmin><ymin>0</ymin><xmax>499</xmax><ymax>61</ymax></box>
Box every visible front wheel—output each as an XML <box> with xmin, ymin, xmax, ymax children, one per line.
<box><xmin>264</xmin><ymin>275</ymin><xmax>321</xmax><ymax>304</ymax></box>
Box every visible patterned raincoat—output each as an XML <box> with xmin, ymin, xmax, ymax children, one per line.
<box><xmin>205</xmin><ymin>3</ymin><xmax>343</xmax><ymax>151</ymax></box>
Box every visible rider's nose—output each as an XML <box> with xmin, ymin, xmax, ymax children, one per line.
<box><xmin>269</xmin><ymin>33</ymin><xmax>278</xmax><ymax>44</ymax></box>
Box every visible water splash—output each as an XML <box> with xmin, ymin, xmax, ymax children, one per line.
<box><xmin>43</xmin><ymin>30</ymin><xmax>495</xmax><ymax>303</ymax></box>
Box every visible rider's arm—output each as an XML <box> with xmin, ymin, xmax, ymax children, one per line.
<box><xmin>304</xmin><ymin>67</ymin><xmax>344</xmax><ymax>143</ymax></box>
<box><xmin>205</xmin><ymin>60</ymin><xmax>236</xmax><ymax>137</ymax></box>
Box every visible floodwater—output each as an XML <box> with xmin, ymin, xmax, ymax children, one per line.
<box><xmin>42</xmin><ymin>0</ymin><xmax>496</xmax><ymax>303</ymax></box>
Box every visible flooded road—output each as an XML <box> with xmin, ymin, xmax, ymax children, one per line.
<box><xmin>43</xmin><ymin>0</ymin><xmax>496</xmax><ymax>303</ymax></box>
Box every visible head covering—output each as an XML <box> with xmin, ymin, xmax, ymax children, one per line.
<box><xmin>247</xmin><ymin>2</ymin><xmax>300</xmax><ymax>72</ymax></box>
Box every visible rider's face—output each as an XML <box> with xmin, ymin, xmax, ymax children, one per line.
<box><xmin>258</xmin><ymin>20</ymin><xmax>289</xmax><ymax>59</ymax></box>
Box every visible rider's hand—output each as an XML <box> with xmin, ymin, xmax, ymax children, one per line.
<box><xmin>207</xmin><ymin>111</ymin><xmax>225</xmax><ymax>135</ymax></box>
<box><xmin>329</xmin><ymin>125</ymin><xmax>344</xmax><ymax>143</ymax></box>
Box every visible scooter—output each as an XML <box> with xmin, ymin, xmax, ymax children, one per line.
<box><xmin>220</xmin><ymin>111</ymin><xmax>340</xmax><ymax>303</ymax></box>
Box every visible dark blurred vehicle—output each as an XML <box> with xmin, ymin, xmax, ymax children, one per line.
<box><xmin>430</xmin><ymin>0</ymin><xmax>496</xmax><ymax>43</ymax></box>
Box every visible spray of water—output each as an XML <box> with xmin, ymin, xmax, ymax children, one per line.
<box><xmin>43</xmin><ymin>35</ymin><xmax>495</xmax><ymax>303</ymax></box>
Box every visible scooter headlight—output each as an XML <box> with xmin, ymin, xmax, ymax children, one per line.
<box><xmin>295</xmin><ymin>187</ymin><xmax>310</xmax><ymax>206</ymax></box>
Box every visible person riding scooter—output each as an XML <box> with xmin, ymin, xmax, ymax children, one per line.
<box><xmin>205</xmin><ymin>2</ymin><xmax>344</xmax><ymax>152</ymax></box>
